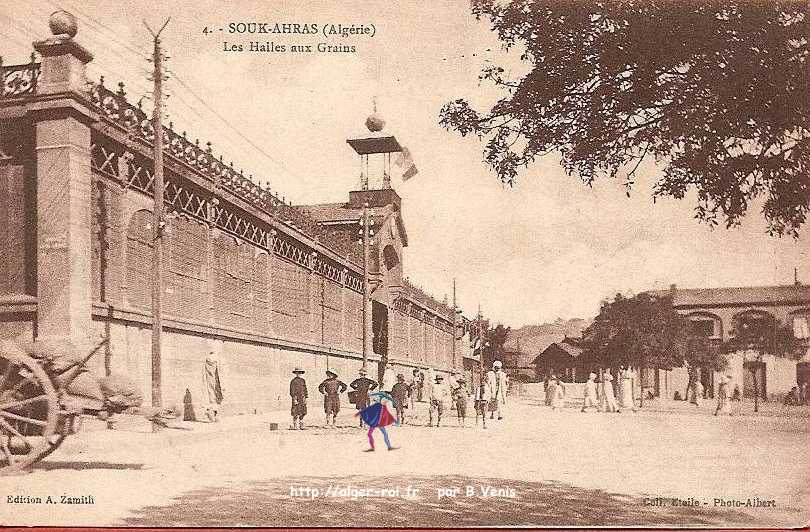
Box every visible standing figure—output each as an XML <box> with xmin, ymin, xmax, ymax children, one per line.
<box><xmin>581</xmin><ymin>372</ymin><xmax>598</xmax><ymax>412</ymax></box>
<box><xmin>801</xmin><ymin>382</ymin><xmax>808</xmax><ymax>405</ymax></box>
<box><xmin>289</xmin><ymin>367</ymin><xmax>308</xmax><ymax>430</ymax></box>
<box><xmin>454</xmin><ymin>377</ymin><xmax>469</xmax><ymax>426</ymax></box>
<box><xmin>390</xmin><ymin>374</ymin><xmax>411</xmax><ymax>424</ymax></box>
<box><xmin>474</xmin><ymin>372</ymin><xmax>489</xmax><ymax>428</ymax></box>
<box><xmin>486</xmin><ymin>360</ymin><xmax>509</xmax><ymax>420</ymax></box>
<box><xmin>429</xmin><ymin>374</ymin><xmax>451</xmax><ymax>427</ymax></box>
<box><xmin>203</xmin><ymin>351</ymin><xmax>224</xmax><ymax>422</ymax></box>
<box><xmin>424</xmin><ymin>367</ymin><xmax>436</xmax><ymax>404</ymax></box>
<box><xmin>715</xmin><ymin>375</ymin><xmax>731</xmax><ymax>415</ymax></box>
<box><xmin>618</xmin><ymin>367</ymin><xmax>637</xmax><ymax>412</ymax></box>
<box><xmin>690</xmin><ymin>379</ymin><xmax>704</xmax><ymax>408</ymax></box>
<box><xmin>318</xmin><ymin>370</ymin><xmax>347</xmax><ymax>428</ymax></box>
<box><xmin>544</xmin><ymin>375</ymin><xmax>554</xmax><ymax>406</ymax></box>
<box><xmin>549</xmin><ymin>376</ymin><xmax>564</xmax><ymax>410</ymax></box>
<box><xmin>356</xmin><ymin>391</ymin><xmax>398</xmax><ymax>451</ymax></box>
<box><xmin>600</xmin><ymin>369</ymin><xmax>618</xmax><ymax>413</ymax></box>
<box><xmin>408</xmin><ymin>368</ymin><xmax>421</xmax><ymax>409</ymax></box>
<box><xmin>350</xmin><ymin>368</ymin><xmax>378</xmax><ymax>427</ymax></box>
<box><xmin>382</xmin><ymin>363</ymin><xmax>397</xmax><ymax>393</ymax></box>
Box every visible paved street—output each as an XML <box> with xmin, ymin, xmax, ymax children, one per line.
<box><xmin>2</xmin><ymin>398</ymin><xmax>808</xmax><ymax>528</ymax></box>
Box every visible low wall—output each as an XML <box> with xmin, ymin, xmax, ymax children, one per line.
<box><xmin>88</xmin><ymin>306</ymin><xmax>454</xmax><ymax>416</ymax></box>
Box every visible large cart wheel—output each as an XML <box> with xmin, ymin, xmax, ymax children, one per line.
<box><xmin>0</xmin><ymin>351</ymin><xmax>60</xmax><ymax>475</ymax></box>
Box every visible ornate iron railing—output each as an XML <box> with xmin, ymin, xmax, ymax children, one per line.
<box><xmin>88</xmin><ymin>77</ymin><xmax>363</xmax><ymax>265</ymax></box>
<box><xmin>0</xmin><ymin>56</ymin><xmax>40</xmax><ymax>98</ymax></box>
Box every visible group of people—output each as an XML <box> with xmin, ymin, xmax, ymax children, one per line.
<box><xmin>544</xmin><ymin>367</ymin><xmax>638</xmax><ymax>413</ymax></box>
<box><xmin>288</xmin><ymin>360</ymin><xmax>510</xmax><ymax>432</ymax></box>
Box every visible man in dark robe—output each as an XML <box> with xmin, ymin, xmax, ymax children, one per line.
<box><xmin>350</xmin><ymin>368</ymin><xmax>378</xmax><ymax>427</ymax></box>
<box><xmin>289</xmin><ymin>367</ymin><xmax>308</xmax><ymax>430</ymax></box>
<box><xmin>390</xmin><ymin>373</ymin><xmax>411</xmax><ymax>424</ymax></box>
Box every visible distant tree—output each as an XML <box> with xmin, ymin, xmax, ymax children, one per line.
<box><xmin>683</xmin><ymin>336</ymin><xmax>728</xmax><ymax>401</ymax></box>
<box><xmin>582</xmin><ymin>293</ymin><xmax>692</xmax><ymax>406</ymax></box>
<box><xmin>722</xmin><ymin>312</ymin><xmax>806</xmax><ymax>412</ymax></box>
<box><xmin>483</xmin><ymin>323</ymin><xmax>511</xmax><ymax>367</ymax></box>
<box><xmin>440</xmin><ymin>1</ymin><xmax>810</xmax><ymax>236</ymax></box>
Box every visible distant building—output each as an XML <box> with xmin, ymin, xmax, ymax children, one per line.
<box><xmin>644</xmin><ymin>283</ymin><xmax>810</xmax><ymax>401</ymax></box>
<box><xmin>531</xmin><ymin>337</ymin><xmax>585</xmax><ymax>382</ymax></box>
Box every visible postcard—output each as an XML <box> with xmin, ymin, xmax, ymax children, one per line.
<box><xmin>0</xmin><ymin>0</ymin><xmax>808</xmax><ymax>528</ymax></box>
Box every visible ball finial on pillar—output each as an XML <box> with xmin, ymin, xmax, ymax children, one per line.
<box><xmin>365</xmin><ymin>113</ymin><xmax>385</xmax><ymax>133</ymax></box>
<box><xmin>48</xmin><ymin>10</ymin><xmax>78</xmax><ymax>39</ymax></box>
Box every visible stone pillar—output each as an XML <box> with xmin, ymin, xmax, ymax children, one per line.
<box><xmin>308</xmin><ymin>252</ymin><xmax>317</xmax><ymax>344</ymax></box>
<box><xmin>31</xmin><ymin>31</ymin><xmax>95</xmax><ymax>346</ymax></box>
<box><xmin>267</xmin><ymin>230</ymin><xmax>276</xmax><ymax>336</ymax></box>
<box><xmin>340</xmin><ymin>268</ymin><xmax>347</xmax><ymax>350</ymax></box>
<box><xmin>116</xmin><ymin>153</ymin><xmax>132</xmax><ymax>307</ymax></box>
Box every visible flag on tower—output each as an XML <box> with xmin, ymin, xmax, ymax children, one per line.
<box><xmin>395</xmin><ymin>146</ymin><xmax>418</xmax><ymax>181</ymax></box>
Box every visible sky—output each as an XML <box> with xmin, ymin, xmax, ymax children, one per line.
<box><xmin>2</xmin><ymin>1</ymin><xmax>808</xmax><ymax>327</ymax></box>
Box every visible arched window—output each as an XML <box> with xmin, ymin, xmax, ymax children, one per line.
<box><xmin>730</xmin><ymin>309</ymin><xmax>775</xmax><ymax>338</ymax></box>
<box><xmin>685</xmin><ymin>311</ymin><xmax>723</xmax><ymax>339</ymax></box>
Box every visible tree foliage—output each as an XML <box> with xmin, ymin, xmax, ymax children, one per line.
<box><xmin>722</xmin><ymin>311</ymin><xmax>807</xmax><ymax>360</ymax></box>
<box><xmin>476</xmin><ymin>320</ymin><xmax>511</xmax><ymax>366</ymax></box>
<box><xmin>582</xmin><ymin>293</ymin><xmax>690</xmax><ymax>369</ymax></box>
<box><xmin>440</xmin><ymin>0</ymin><xmax>809</xmax><ymax>236</ymax></box>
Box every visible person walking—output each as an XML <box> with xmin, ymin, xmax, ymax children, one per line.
<box><xmin>429</xmin><ymin>374</ymin><xmax>451</xmax><ymax>427</ymax></box>
<box><xmin>289</xmin><ymin>367</ymin><xmax>308</xmax><ymax>430</ymax></box>
<box><xmin>351</xmin><ymin>368</ymin><xmax>378</xmax><ymax>427</ymax></box>
<box><xmin>318</xmin><ymin>370</ymin><xmax>347</xmax><ymax>428</ymax></box>
<box><xmin>617</xmin><ymin>367</ymin><xmax>637</xmax><ymax>412</ymax></box>
<box><xmin>600</xmin><ymin>369</ymin><xmax>618</xmax><ymax>413</ymax></box>
<box><xmin>390</xmin><ymin>373</ymin><xmax>410</xmax><ymax>424</ymax></box>
<box><xmin>356</xmin><ymin>392</ymin><xmax>398</xmax><ymax>451</ymax></box>
<box><xmin>454</xmin><ymin>377</ymin><xmax>469</xmax><ymax>426</ymax></box>
<box><xmin>690</xmin><ymin>379</ymin><xmax>704</xmax><ymax>408</ymax></box>
<box><xmin>548</xmin><ymin>376</ymin><xmax>564</xmax><ymax>411</ymax></box>
<box><xmin>715</xmin><ymin>375</ymin><xmax>731</xmax><ymax>416</ymax></box>
<box><xmin>581</xmin><ymin>372</ymin><xmax>598</xmax><ymax>412</ymax></box>
<box><xmin>486</xmin><ymin>360</ymin><xmax>508</xmax><ymax>420</ymax></box>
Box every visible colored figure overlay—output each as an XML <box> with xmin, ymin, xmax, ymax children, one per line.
<box><xmin>355</xmin><ymin>391</ymin><xmax>398</xmax><ymax>451</ymax></box>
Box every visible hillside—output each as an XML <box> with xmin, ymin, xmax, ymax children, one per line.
<box><xmin>505</xmin><ymin>318</ymin><xmax>591</xmax><ymax>367</ymax></box>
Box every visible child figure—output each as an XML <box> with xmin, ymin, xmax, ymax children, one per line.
<box><xmin>355</xmin><ymin>391</ymin><xmax>398</xmax><ymax>451</ymax></box>
<box><xmin>390</xmin><ymin>374</ymin><xmax>410</xmax><ymax>424</ymax></box>
<box><xmin>474</xmin><ymin>374</ymin><xmax>489</xmax><ymax>429</ymax></box>
<box><xmin>454</xmin><ymin>377</ymin><xmax>469</xmax><ymax>426</ymax></box>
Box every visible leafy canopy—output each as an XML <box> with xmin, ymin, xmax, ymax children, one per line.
<box><xmin>440</xmin><ymin>0</ymin><xmax>809</xmax><ymax>236</ymax></box>
<box><xmin>722</xmin><ymin>311</ymin><xmax>807</xmax><ymax>360</ymax></box>
<box><xmin>581</xmin><ymin>293</ymin><xmax>690</xmax><ymax>369</ymax></box>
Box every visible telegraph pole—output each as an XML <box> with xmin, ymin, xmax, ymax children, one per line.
<box><xmin>361</xmin><ymin>201</ymin><xmax>371</xmax><ymax>370</ymax></box>
<box><xmin>451</xmin><ymin>278</ymin><xmax>457</xmax><ymax>369</ymax></box>
<box><xmin>145</xmin><ymin>17</ymin><xmax>170</xmax><ymax>432</ymax></box>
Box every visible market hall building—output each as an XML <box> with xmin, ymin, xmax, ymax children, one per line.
<box><xmin>0</xmin><ymin>19</ymin><xmax>466</xmax><ymax>415</ymax></box>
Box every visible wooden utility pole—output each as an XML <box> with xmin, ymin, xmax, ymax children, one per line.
<box><xmin>361</xmin><ymin>202</ymin><xmax>371</xmax><ymax>370</ymax></box>
<box><xmin>451</xmin><ymin>278</ymin><xmax>457</xmax><ymax>369</ymax></box>
<box><xmin>145</xmin><ymin>17</ymin><xmax>170</xmax><ymax>432</ymax></box>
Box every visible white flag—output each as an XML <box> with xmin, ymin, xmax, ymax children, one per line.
<box><xmin>394</xmin><ymin>146</ymin><xmax>418</xmax><ymax>181</ymax></box>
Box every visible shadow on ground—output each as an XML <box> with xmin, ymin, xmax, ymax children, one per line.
<box><xmin>119</xmin><ymin>475</ymin><xmax>759</xmax><ymax>527</ymax></box>
<box><xmin>36</xmin><ymin>461</ymin><xmax>145</xmax><ymax>471</ymax></box>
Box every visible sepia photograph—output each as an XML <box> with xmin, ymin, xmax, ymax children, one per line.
<box><xmin>0</xmin><ymin>0</ymin><xmax>808</xmax><ymax>528</ymax></box>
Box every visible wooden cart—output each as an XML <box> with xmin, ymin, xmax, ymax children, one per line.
<box><xmin>0</xmin><ymin>339</ymin><xmax>111</xmax><ymax>475</ymax></box>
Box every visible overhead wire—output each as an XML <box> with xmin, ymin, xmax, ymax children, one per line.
<box><xmin>44</xmin><ymin>0</ymin><xmax>303</xmax><ymax>192</ymax></box>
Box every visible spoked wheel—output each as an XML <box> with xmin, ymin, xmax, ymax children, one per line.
<box><xmin>0</xmin><ymin>351</ymin><xmax>60</xmax><ymax>475</ymax></box>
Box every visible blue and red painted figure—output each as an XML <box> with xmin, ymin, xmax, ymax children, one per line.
<box><xmin>355</xmin><ymin>391</ymin><xmax>398</xmax><ymax>451</ymax></box>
